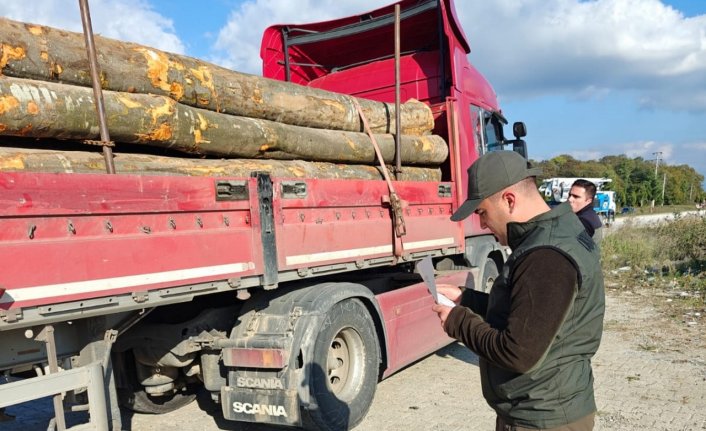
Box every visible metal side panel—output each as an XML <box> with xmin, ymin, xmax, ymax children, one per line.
<box><xmin>273</xmin><ymin>178</ymin><xmax>461</xmax><ymax>273</ymax></box>
<box><xmin>0</xmin><ymin>173</ymin><xmax>263</xmax><ymax>321</ymax></box>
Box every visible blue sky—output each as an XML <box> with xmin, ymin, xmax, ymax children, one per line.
<box><xmin>2</xmin><ymin>0</ymin><xmax>705</xmax><ymax>186</ymax></box>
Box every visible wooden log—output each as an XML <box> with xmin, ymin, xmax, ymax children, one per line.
<box><xmin>0</xmin><ymin>76</ymin><xmax>448</xmax><ymax>165</ymax></box>
<box><xmin>0</xmin><ymin>146</ymin><xmax>442</xmax><ymax>181</ymax></box>
<box><xmin>0</xmin><ymin>16</ymin><xmax>434</xmax><ymax>135</ymax></box>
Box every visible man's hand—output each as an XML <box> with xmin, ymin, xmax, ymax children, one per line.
<box><xmin>432</xmin><ymin>284</ymin><xmax>462</xmax><ymax>333</ymax></box>
<box><xmin>432</xmin><ymin>304</ymin><xmax>454</xmax><ymax>331</ymax></box>
<box><xmin>436</xmin><ymin>284</ymin><xmax>463</xmax><ymax>304</ymax></box>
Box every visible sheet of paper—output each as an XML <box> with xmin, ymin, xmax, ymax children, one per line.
<box><xmin>416</xmin><ymin>256</ymin><xmax>456</xmax><ymax>307</ymax></box>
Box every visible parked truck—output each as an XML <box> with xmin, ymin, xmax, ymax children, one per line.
<box><xmin>0</xmin><ymin>1</ymin><xmax>528</xmax><ymax>429</ymax></box>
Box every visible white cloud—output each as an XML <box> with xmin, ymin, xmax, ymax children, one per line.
<box><xmin>211</xmin><ymin>0</ymin><xmax>383</xmax><ymax>74</ymax></box>
<box><xmin>553</xmin><ymin>140</ymin><xmax>673</xmax><ymax>162</ymax></box>
<box><xmin>0</xmin><ymin>0</ymin><xmax>184</xmax><ymax>54</ymax></box>
<box><xmin>566</xmin><ymin>149</ymin><xmax>604</xmax><ymax>160</ymax></box>
<box><xmin>208</xmin><ymin>0</ymin><xmax>706</xmax><ymax>111</ymax></box>
<box><xmin>617</xmin><ymin>141</ymin><xmax>674</xmax><ymax>160</ymax></box>
<box><xmin>684</xmin><ymin>142</ymin><xmax>706</xmax><ymax>151</ymax></box>
<box><xmin>454</xmin><ymin>0</ymin><xmax>706</xmax><ymax>111</ymax></box>
<box><xmin>5</xmin><ymin>0</ymin><xmax>704</xmax><ymax>114</ymax></box>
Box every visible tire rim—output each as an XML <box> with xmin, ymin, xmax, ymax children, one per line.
<box><xmin>485</xmin><ymin>274</ymin><xmax>496</xmax><ymax>291</ymax></box>
<box><xmin>326</xmin><ymin>327</ymin><xmax>364</xmax><ymax>400</ymax></box>
<box><xmin>485</xmin><ymin>268</ymin><xmax>496</xmax><ymax>291</ymax></box>
<box><xmin>484</xmin><ymin>259</ymin><xmax>498</xmax><ymax>292</ymax></box>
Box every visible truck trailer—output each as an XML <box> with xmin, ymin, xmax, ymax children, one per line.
<box><xmin>0</xmin><ymin>1</ymin><xmax>529</xmax><ymax>429</ymax></box>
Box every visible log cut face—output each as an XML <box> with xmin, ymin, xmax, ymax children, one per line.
<box><xmin>0</xmin><ymin>76</ymin><xmax>448</xmax><ymax>165</ymax></box>
<box><xmin>0</xmin><ymin>17</ymin><xmax>434</xmax><ymax>135</ymax></box>
<box><xmin>0</xmin><ymin>147</ymin><xmax>442</xmax><ymax>181</ymax></box>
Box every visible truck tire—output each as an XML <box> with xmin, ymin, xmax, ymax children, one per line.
<box><xmin>116</xmin><ymin>350</ymin><xmax>197</xmax><ymax>415</ymax></box>
<box><xmin>302</xmin><ymin>299</ymin><xmax>379</xmax><ymax>431</ymax></box>
<box><xmin>481</xmin><ymin>257</ymin><xmax>499</xmax><ymax>292</ymax></box>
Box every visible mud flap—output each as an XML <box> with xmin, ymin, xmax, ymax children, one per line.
<box><xmin>221</xmin><ymin>386</ymin><xmax>300</xmax><ymax>426</ymax></box>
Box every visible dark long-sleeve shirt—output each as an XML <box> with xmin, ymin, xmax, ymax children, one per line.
<box><xmin>445</xmin><ymin>248</ymin><xmax>578</xmax><ymax>373</ymax></box>
<box><xmin>576</xmin><ymin>203</ymin><xmax>602</xmax><ymax>237</ymax></box>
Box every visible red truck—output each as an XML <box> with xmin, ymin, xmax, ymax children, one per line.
<box><xmin>0</xmin><ymin>0</ymin><xmax>527</xmax><ymax>429</ymax></box>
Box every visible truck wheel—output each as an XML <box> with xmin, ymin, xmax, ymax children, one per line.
<box><xmin>302</xmin><ymin>299</ymin><xmax>379</xmax><ymax>431</ymax></box>
<box><xmin>116</xmin><ymin>350</ymin><xmax>197</xmax><ymax>415</ymax></box>
<box><xmin>481</xmin><ymin>257</ymin><xmax>499</xmax><ymax>292</ymax></box>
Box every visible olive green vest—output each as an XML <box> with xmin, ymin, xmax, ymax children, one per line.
<box><xmin>480</xmin><ymin>203</ymin><xmax>605</xmax><ymax>428</ymax></box>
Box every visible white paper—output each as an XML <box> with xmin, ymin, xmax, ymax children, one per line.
<box><xmin>416</xmin><ymin>256</ymin><xmax>456</xmax><ymax>307</ymax></box>
<box><xmin>437</xmin><ymin>292</ymin><xmax>456</xmax><ymax>306</ymax></box>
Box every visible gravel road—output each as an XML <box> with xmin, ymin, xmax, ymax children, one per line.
<box><xmin>3</xmin><ymin>287</ymin><xmax>705</xmax><ymax>431</ymax></box>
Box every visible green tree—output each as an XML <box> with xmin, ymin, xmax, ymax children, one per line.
<box><xmin>531</xmin><ymin>153</ymin><xmax>704</xmax><ymax>208</ymax></box>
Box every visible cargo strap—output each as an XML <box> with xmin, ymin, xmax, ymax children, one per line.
<box><xmin>351</xmin><ymin>98</ymin><xmax>407</xmax><ymax>257</ymax></box>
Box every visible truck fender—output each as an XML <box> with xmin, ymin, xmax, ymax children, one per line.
<box><xmin>228</xmin><ymin>282</ymin><xmax>386</xmax><ymax>406</ymax></box>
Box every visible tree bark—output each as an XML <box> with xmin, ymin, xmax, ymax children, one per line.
<box><xmin>0</xmin><ymin>76</ymin><xmax>448</xmax><ymax>165</ymax></box>
<box><xmin>0</xmin><ymin>16</ymin><xmax>434</xmax><ymax>135</ymax></box>
<box><xmin>0</xmin><ymin>146</ymin><xmax>441</xmax><ymax>181</ymax></box>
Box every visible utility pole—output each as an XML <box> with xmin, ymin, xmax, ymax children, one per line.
<box><xmin>661</xmin><ymin>172</ymin><xmax>666</xmax><ymax>206</ymax></box>
<box><xmin>652</xmin><ymin>151</ymin><xmax>662</xmax><ymax>177</ymax></box>
<box><xmin>651</xmin><ymin>151</ymin><xmax>662</xmax><ymax>210</ymax></box>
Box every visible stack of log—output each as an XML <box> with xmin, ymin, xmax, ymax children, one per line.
<box><xmin>0</xmin><ymin>17</ymin><xmax>447</xmax><ymax>181</ymax></box>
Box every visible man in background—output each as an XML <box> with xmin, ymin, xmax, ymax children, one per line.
<box><xmin>568</xmin><ymin>179</ymin><xmax>602</xmax><ymax>237</ymax></box>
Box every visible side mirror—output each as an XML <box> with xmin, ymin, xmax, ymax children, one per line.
<box><xmin>513</xmin><ymin>122</ymin><xmax>527</xmax><ymax>139</ymax></box>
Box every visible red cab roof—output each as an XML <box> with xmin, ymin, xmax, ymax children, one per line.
<box><xmin>260</xmin><ymin>0</ymin><xmax>470</xmax><ymax>84</ymax></box>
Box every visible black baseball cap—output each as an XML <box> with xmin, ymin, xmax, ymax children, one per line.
<box><xmin>450</xmin><ymin>151</ymin><xmax>542</xmax><ymax>221</ymax></box>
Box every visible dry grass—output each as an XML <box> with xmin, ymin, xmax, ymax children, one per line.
<box><xmin>601</xmin><ymin>214</ymin><xmax>706</xmax><ymax>311</ymax></box>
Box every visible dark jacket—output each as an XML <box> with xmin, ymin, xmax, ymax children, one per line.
<box><xmin>576</xmin><ymin>203</ymin><xmax>602</xmax><ymax>237</ymax></box>
<box><xmin>446</xmin><ymin>203</ymin><xmax>605</xmax><ymax>428</ymax></box>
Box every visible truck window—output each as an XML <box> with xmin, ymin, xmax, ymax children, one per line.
<box><xmin>484</xmin><ymin>112</ymin><xmax>503</xmax><ymax>150</ymax></box>
<box><xmin>470</xmin><ymin>105</ymin><xmax>503</xmax><ymax>155</ymax></box>
<box><xmin>470</xmin><ymin>105</ymin><xmax>485</xmax><ymax>156</ymax></box>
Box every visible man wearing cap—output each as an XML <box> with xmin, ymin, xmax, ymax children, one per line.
<box><xmin>433</xmin><ymin>151</ymin><xmax>605</xmax><ymax>431</ymax></box>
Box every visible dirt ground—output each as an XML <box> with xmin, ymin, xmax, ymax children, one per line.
<box><xmin>3</xmin><ymin>284</ymin><xmax>705</xmax><ymax>431</ymax></box>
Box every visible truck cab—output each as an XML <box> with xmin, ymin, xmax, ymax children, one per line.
<box><xmin>594</xmin><ymin>190</ymin><xmax>617</xmax><ymax>225</ymax></box>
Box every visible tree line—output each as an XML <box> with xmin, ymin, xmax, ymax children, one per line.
<box><xmin>530</xmin><ymin>154</ymin><xmax>706</xmax><ymax>208</ymax></box>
